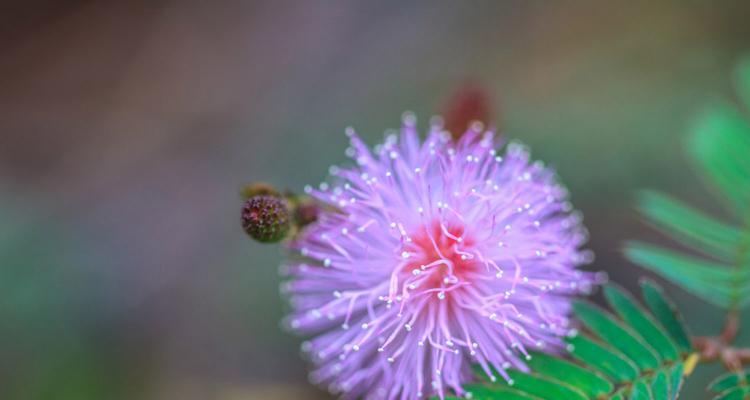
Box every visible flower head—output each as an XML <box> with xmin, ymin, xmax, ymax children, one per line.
<box><xmin>242</xmin><ymin>195</ymin><xmax>291</xmax><ymax>243</ymax></box>
<box><xmin>281</xmin><ymin>114</ymin><xmax>596</xmax><ymax>399</ymax></box>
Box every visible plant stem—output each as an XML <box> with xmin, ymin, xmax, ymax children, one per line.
<box><xmin>721</xmin><ymin>311</ymin><xmax>740</xmax><ymax>344</ymax></box>
<box><xmin>700</xmin><ymin>213</ymin><xmax>750</xmax><ymax>371</ymax></box>
<box><xmin>694</xmin><ymin>311</ymin><xmax>746</xmax><ymax>371</ymax></box>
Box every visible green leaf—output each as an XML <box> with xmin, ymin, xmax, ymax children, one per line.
<box><xmin>707</xmin><ymin>370</ymin><xmax>750</xmax><ymax>400</ymax></box>
<box><xmin>567</xmin><ymin>334</ymin><xmax>639</xmax><ymax>382</ymax></box>
<box><xmin>626</xmin><ymin>59</ymin><xmax>750</xmax><ymax>312</ymax></box>
<box><xmin>635</xmin><ymin>191</ymin><xmax>741</xmax><ymax>262</ymax></box>
<box><xmin>500</xmin><ymin>370</ymin><xmax>589</xmax><ymax>400</ymax></box>
<box><xmin>603</xmin><ymin>284</ymin><xmax>679</xmax><ymax>362</ymax></box>
<box><xmin>708</xmin><ymin>370</ymin><xmax>750</xmax><ymax>393</ymax></box>
<box><xmin>625</xmin><ymin>243</ymin><xmax>738</xmax><ymax>308</ymax></box>
<box><xmin>688</xmin><ymin>102</ymin><xmax>750</xmax><ymax>218</ymax></box>
<box><xmin>713</xmin><ymin>387</ymin><xmax>750</xmax><ymax>400</ymax></box>
<box><xmin>463</xmin><ymin>384</ymin><xmax>542</xmax><ymax>400</ymax></box>
<box><xmin>668</xmin><ymin>363</ymin><xmax>685</xmax><ymax>400</ymax></box>
<box><xmin>650</xmin><ymin>370</ymin><xmax>668</xmax><ymax>400</ymax></box>
<box><xmin>464</xmin><ymin>281</ymin><xmax>695</xmax><ymax>399</ymax></box>
<box><xmin>573</xmin><ymin>300</ymin><xmax>660</xmax><ymax>370</ymax></box>
<box><xmin>629</xmin><ymin>380</ymin><xmax>652</xmax><ymax>400</ymax></box>
<box><xmin>525</xmin><ymin>352</ymin><xmax>613</xmax><ymax>398</ymax></box>
<box><xmin>640</xmin><ymin>279</ymin><xmax>692</xmax><ymax>353</ymax></box>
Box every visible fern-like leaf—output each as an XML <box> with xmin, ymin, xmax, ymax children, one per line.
<box><xmin>455</xmin><ymin>280</ymin><xmax>696</xmax><ymax>400</ymax></box>
<box><xmin>707</xmin><ymin>370</ymin><xmax>750</xmax><ymax>400</ymax></box>
<box><xmin>625</xmin><ymin>59</ymin><xmax>750</xmax><ymax>311</ymax></box>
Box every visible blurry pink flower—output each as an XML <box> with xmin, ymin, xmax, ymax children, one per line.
<box><xmin>281</xmin><ymin>114</ymin><xmax>596</xmax><ymax>399</ymax></box>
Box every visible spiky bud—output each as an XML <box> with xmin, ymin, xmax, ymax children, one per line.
<box><xmin>241</xmin><ymin>195</ymin><xmax>291</xmax><ymax>243</ymax></box>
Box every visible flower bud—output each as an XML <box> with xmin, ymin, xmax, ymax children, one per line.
<box><xmin>241</xmin><ymin>195</ymin><xmax>291</xmax><ymax>243</ymax></box>
<box><xmin>441</xmin><ymin>84</ymin><xmax>493</xmax><ymax>141</ymax></box>
<box><xmin>294</xmin><ymin>200</ymin><xmax>320</xmax><ymax>228</ymax></box>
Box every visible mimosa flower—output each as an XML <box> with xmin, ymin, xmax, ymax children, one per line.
<box><xmin>281</xmin><ymin>114</ymin><xmax>596</xmax><ymax>399</ymax></box>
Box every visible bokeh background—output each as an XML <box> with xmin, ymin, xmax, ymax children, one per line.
<box><xmin>2</xmin><ymin>1</ymin><xmax>749</xmax><ymax>399</ymax></box>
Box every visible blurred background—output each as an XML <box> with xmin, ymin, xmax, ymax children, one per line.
<box><xmin>1</xmin><ymin>1</ymin><xmax>749</xmax><ymax>399</ymax></box>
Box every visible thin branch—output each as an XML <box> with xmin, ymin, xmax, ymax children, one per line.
<box><xmin>721</xmin><ymin>311</ymin><xmax>740</xmax><ymax>344</ymax></box>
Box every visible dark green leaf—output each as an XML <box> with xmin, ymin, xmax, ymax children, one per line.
<box><xmin>707</xmin><ymin>369</ymin><xmax>750</xmax><ymax>400</ymax></box>
<box><xmin>573</xmin><ymin>300</ymin><xmax>660</xmax><ymax>370</ymax></box>
<box><xmin>669</xmin><ymin>363</ymin><xmax>685</xmax><ymax>400</ymax></box>
<box><xmin>462</xmin><ymin>384</ymin><xmax>542</xmax><ymax>400</ymax></box>
<box><xmin>713</xmin><ymin>387</ymin><xmax>750</xmax><ymax>400</ymax></box>
<box><xmin>639</xmin><ymin>279</ymin><xmax>693</xmax><ymax>353</ymax></box>
<box><xmin>708</xmin><ymin>370</ymin><xmax>750</xmax><ymax>393</ymax></box>
<box><xmin>566</xmin><ymin>333</ymin><xmax>639</xmax><ymax>382</ymax></box>
<box><xmin>650</xmin><ymin>369</ymin><xmax>668</xmax><ymax>400</ymax></box>
<box><xmin>525</xmin><ymin>352</ymin><xmax>613</xmax><ymax>398</ymax></box>
<box><xmin>498</xmin><ymin>370</ymin><xmax>588</xmax><ymax>400</ymax></box>
<box><xmin>629</xmin><ymin>380</ymin><xmax>652</xmax><ymax>400</ymax></box>
<box><xmin>604</xmin><ymin>284</ymin><xmax>680</xmax><ymax>362</ymax></box>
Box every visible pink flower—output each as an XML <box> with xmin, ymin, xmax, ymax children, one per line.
<box><xmin>281</xmin><ymin>114</ymin><xmax>596</xmax><ymax>399</ymax></box>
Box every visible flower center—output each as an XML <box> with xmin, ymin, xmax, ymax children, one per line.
<box><xmin>400</xmin><ymin>221</ymin><xmax>477</xmax><ymax>298</ymax></box>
